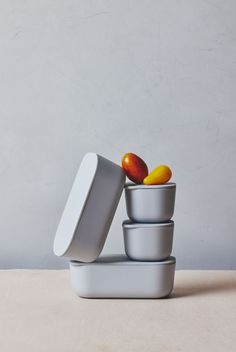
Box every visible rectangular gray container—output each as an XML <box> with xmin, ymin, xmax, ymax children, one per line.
<box><xmin>70</xmin><ymin>255</ymin><xmax>176</xmax><ymax>299</ymax></box>
<box><xmin>53</xmin><ymin>153</ymin><xmax>125</xmax><ymax>262</ymax></box>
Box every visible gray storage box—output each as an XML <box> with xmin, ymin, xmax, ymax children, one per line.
<box><xmin>70</xmin><ymin>255</ymin><xmax>176</xmax><ymax>298</ymax></box>
<box><xmin>125</xmin><ymin>182</ymin><xmax>176</xmax><ymax>223</ymax></box>
<box><xmin>123</xmin><ymin>220</ymin><xmax>174</xmax><ymax>261</ymax></box>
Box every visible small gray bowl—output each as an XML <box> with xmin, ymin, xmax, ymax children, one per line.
<box><xmin>123</xmin><ymin>220</ymin><xmax>174</xmax><ymax>261</ymax></box>
<box><xmin>124</xmin><ymin>182</ymin><xmax>176</xmax><ymax>223</ymax></box>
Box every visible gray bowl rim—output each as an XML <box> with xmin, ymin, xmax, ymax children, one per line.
<box><xmin>124</xmin><ymin>182</ymin><xmax>176</xmax><ymax>190</ymax></box>
<box><xmin>122</xmin><ymin>220</ymin><xmax>174</xmax><ymax>228</ymax></box>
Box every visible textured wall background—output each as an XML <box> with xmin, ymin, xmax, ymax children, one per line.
<box><xmin>0</xmin><ymin>0</ymin><xmax>235</xmax><ymax>268</ymax></box>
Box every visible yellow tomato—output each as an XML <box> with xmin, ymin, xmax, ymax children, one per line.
<box><xmin>143</xmin><ymin>165</ymin><xmax>172</xmax><ymax>185</ymax></box>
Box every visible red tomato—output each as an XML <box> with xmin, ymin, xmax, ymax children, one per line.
<box><xmin>121</xmin><ymin>153</ymin><xmax>148</xmax><ymax>184</ymax></box>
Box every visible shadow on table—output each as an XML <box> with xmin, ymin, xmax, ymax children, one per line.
<box><xmin>171</xmin><ymin>276</ymin><xmax>236</xmax><ymax>298</ymax></box>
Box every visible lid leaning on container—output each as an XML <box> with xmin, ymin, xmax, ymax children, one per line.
<box><xmin>53</xmin><ymin>153</ymin><xmax>125</xmax><ymax>263</ymax></box>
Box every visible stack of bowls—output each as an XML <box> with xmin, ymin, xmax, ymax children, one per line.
<box><xmin>123</xmin><ymin>183</ymin><xmax>176</xmax><ymax>262</ymax></box>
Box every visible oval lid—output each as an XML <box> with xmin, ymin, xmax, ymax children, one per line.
<box><xmin>53</xmin><ymin>153</ymin><xmax>125</xmax><ymax>262</ymax></box>
<box><xmin>125</xmin><ymin>182</ymin><xmax>176</xmax><ymax>190</ymax></box>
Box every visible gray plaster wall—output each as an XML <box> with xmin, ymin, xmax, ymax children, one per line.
<box><xmin>0</xmin><ymin>0</ymin><xmax>235</xmax><ymax>268</ymax></box>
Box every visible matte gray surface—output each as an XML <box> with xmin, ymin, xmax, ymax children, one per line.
<box><xmin>53</xmin><ymin>153</ymin><xmax>125</xmax><ymax>262</ymax></box>
<box><xmin>0</xmin><ymin>1</ymin><xmax>236</xmax><ymax>269</ymax></box>
<box><xmin>125</xmin><ymin>183</ymin><xmax>176</xmax><ymax>223</ymax></box>
<box><xmin>70</xmin><ymin>255</ymin><xmax>176</xmax><ymax>298</ymax></box>
<box><xmin>123</xmin><ymin>221</ymin><xmax>174</xmax><ymax>261</ymax></box>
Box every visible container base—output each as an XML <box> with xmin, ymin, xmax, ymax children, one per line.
<box><xmin>70</xmin><ymin>255</ymin><xmax>176</xmax><ymax>299</ymax></box>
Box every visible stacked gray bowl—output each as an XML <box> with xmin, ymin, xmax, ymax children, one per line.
<box><xmin>123</xmin><ymin>183</ymin><xmax>176</xmax><ymax>262</ymax></box>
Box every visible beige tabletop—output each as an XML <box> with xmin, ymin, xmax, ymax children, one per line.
<box><xmin>0</xmin><ymin>270</ymin><xmax>235</xmax><ymax>352</ymax></box>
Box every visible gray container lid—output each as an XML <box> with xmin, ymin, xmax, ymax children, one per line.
<box><xmin>53</xmin><ymin>153</ymin><xmax>125</xmax><ymax>263</ymax></box>
<box><xmin>122</xmin><ymin>220</ymin><xmax>174</xmax><ymax>228</ymax></box>
<box><xmin>125</xmin><ymin>182</ymin><xmax>176</xmax><ymax>189</ymax></box>
<box><xmin>70</xmin><ymin>255</ymin><xmax>176</xmax><ymax>266</ymax></box>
